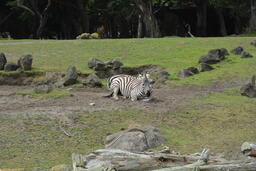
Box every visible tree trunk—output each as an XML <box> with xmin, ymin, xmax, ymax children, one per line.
<box><xmin>77</xmin><ymin>0</ymin><xmax>89</xmax><ymax>33</ymax></box>
<box><xmin>134</xmin><ymin>0</ymin><xmax>161</xmax><ymax>38</ymax></box>
<box><xmin>195</xmin><ymin>0</ymin><xmax>207</xmax><ymax>37</ymax></box>
<box><xmin>215</xmin><ymin>8</ymin><xmax>227</xmax><ymax>36</ymax></box>
<box><xmin>137</xmin><ymin>14</ymin><xmax>143</xmax><ymax>38</ymax></box>
<box><xmin>250</xmin><ymin>0</ymin><xmax>256</xmax><ymax>31</ymax></box>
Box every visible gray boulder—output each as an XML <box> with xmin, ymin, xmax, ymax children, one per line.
<box><xmin>83</xmin><ymin>74</ymin><xmax>102</xmax><ymax>87</ymax></box>
<box><xmin>177</xmin><ymin>67</ymin><xmax>199</xmax><ymax>78</ymax></box>
<box><xmin>240</xmin><ymin>75</ymin><xmax>256</xmax><ymax>98</ymax></box>
<box><xmin>105</xmin><ymin>125</ymin><xmax>166</xmax><ymax>152</ymax></box>
<box><xmin>105</xmin><ymin>59</ymin><xmax>123</xmax><ymax>69</ymax></box>
<box><xmin>88</xmin><ymin>58</ymin><xmax>106</xmax><ymax>71</ymax></box>
<box><xmin>199</xmin><ymin>63</ymin><xmax>214</xmax><ymax>72</ymax></box>
<box><xmin>18</xmin><ymin>54</ymin><xmax>33</xmax><ymax>70</ymax></box>
<box><xmin>156</xmin><ymin>71</ymin><xmax>170</xmax><ymax>83</ymax></box>
<box><xmin>0</xmin><ymin>53</ymin><xmax>7</xmax><ymax>70</ymax></box>
<box><xmin>63</xmin><ymin>66</ymin><xmax>78</xmax><ymax>86</ymax></box>
<box><xmin>199</xmin><ymin>54</ymin><xmax>221</xmax><ymax>64</ymax></box>
<box><xmin>231</xmin><ymin>46</ymin><xmax>244</xmax><ymax>55</ymax></box>
<box><xmin>4</xmin><ymin>62</ymin><xmax>19</xmax><ymax>71</ymax></box>
<box><xmin>34</xmin><ymin>84</ymin><xmax>53</xmax><ymax>94</ymax></box>
<box><xmin>241</xmin><ymin>51</ymin><xmax>253</xmax><ymax>58</ymax></box>
<box><xmin>208</xmin><ymin>48</ymin><xmax>228</xmax><ymax>60</ymax></box>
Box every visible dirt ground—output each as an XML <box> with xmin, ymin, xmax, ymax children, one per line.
<box><xmin>0</xmin><ymin>79</ymin><xmax>245</xmax><ymax>115</ymax></box>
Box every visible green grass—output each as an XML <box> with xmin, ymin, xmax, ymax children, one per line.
<box><xmin>1</xmin><ymin>87</ymin><xmax>256</xmax><ymax>169</ymax></box>
<box><xmin>1</xmin><ymin>37</ymin><xmax>256</xmax><ymax>85</ymax></box>
<box><xmin>17</xmin><ymin>89</ymin><xmax>72</xmax><ymax>99</ymax></box>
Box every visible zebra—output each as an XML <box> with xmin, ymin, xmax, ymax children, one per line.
<box><xmin>105</xmin><ymin>73</ymin><xmax>153</xmax><ymax>101</ymax></box>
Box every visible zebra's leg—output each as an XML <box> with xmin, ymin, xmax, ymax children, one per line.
<box><xmin>113</xmin><ymin>87</ymin><xmax>119</xmax><ymax>100</ymax></box>
<box><xmin>130</xmin><ymin>92</ymin><xmax>138</xmax><ymax>101</ymax></box>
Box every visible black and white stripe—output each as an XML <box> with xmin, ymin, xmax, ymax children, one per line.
<box><xmin>107</xmin><ymin>74</ymin><xmax>152</xmax><ymax>101</ymax></box>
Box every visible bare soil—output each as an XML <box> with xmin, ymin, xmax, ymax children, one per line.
<box><xmin>0</xmin><ymin>79</ymin><xmax>245</xmax><ymax>115</ymax></box>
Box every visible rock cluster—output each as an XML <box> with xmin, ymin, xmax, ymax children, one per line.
<box><xmin>0</xmin><ymin>53</ymin><xmax>33</xmax><ymax>72</ymax></box>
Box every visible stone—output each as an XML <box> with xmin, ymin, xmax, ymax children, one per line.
<box><xmin>105</xmin><ymin>59</ymin><xmax>123</xmax><ymax>69</ymax></box>
<box><xmin>83</xmin><ymin>74</ymin><xmax>102</xmax><ymax>87</ymax></box>
<box><xmin>250</xmin><ymin>40</ymin><xmax>256</xmax><ymax>47</ymax></box>
<box><xmin>63</xmin><ymin>66</ymin><xmax>78</xmax><ymax>86</ymax></box>
<box><xmin>4</xmin><ymin>62</ymin><xmax>19</xmax><ymax>71</ymax></box>
<box><xmin>177</xmin><ymin>67</ymin><xmax>199</xmax><ymax>78</ymax></box>
<box><xmin>105</xmin><ymin>125</ymin><xmax>166</xmax><ymax>152</ymax></box>
<box><xmin>34</xmin><ymin>84</ymin><xmax>53</xmax><ymax>94</ymax></box>
<box><xmin>240</xmin><ymin>75</ymin><xmax>256</xmax><ymax>98</ymax></box>
<box><xmin>208</xmin><ymin>48</ymin><xmax>228</xmax><ymax>60</ymax></box>
<box><xmin>0</xmin><ymin>53</ymin><xmax>7</xmax><ymax>70</ymax></box>
<box><xmin>156</xmin><ymin>71</ymin><xmax>170</xmax><ymax>82</ymax></box>
<box><xmin>199</xmin><ymin>54</ymin><xmax>221</xmax><ymax>64</ymax></box>
<box><xmin>17</xmin><ymin>54</ymin><xmax>33</xmax><ymax>70</ymax></box>
<box><xmin>231</xmin><ymin>46</ymin><xmax>244</xmax><ymax>55</ymax></box>
<box><xmin>241</xmin><ymin>51</ymin><xmax>253</xmax><ymax>58</ymax></box>
<box><xmin>199</xmin><ymin>63</ymin><xmax>214</xmax><ymax>72</ymax></box>
<box><xmin>88</xmin><ymin>58</ymin><xmax>106</xmax><ymax>71</ymax></box>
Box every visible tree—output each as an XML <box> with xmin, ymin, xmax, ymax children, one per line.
<box><xmin>16</xmin><ymin>0</ymin><xmax>52</xmax><ymax>38</ymax></box>
<box><xmin>250</xmin><ymin>0</ymin><xmax>256</xmax><ymax>31</ymax></box>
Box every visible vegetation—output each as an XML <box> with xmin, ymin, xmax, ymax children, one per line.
<box><xmin>0</xmin><ymin>0</ymin><xmax>254</xmax><ymax>39</ymax></box>
<box><xmin>1</xmin><ymin>37</ymin><xmax>256</xmax><ymax>85</ymax></box>
<box><xmin>17</xmin><ymin>89</ymin><xmax>72</xmax><ymax>99</ymax></box>
<box><xmin>1</xmin><ymin>86</ymin><xmax>256</xmax><ymax>169</ymax></box>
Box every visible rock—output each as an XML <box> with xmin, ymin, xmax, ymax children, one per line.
<box><xmin>231</xmin><ymin>46</ymin><xmax>244</xmax><ymax>55</ymax></box>
<box><xmin>208</xmin><ymin>48</ymin><xmax>228</xmax><ymax>60</ymax></box>
<box><xmin>105</xmin><ymin>125</ymin><xmax>166</xmax><ymax>152</ymax></box>
<box><xmin>88</xmin><ymin>58</ymin><xmax>106</xmax><ymax>71</ymax></box>
<box><xmin>89</xmin><ymin>103</ymin><xmax>95</xmax><ymax>106</ymax></box>
<box><xmin>83</xmin><ymin>74</ymin><xmax>102</xmax><ymax>87</ymax></box>
<box><xmin>105</xmin><ymin>59</ymin><xmax>123</xmax><ymax>69</ymax></box>
<box><xmin>199</xmin><ymin>54</ymin><xmax>221</xmax><ymax>64</ymax></box>
<box><xmin>240</xmin><ymin>75</ymin><xmax>256</xmax><ymax>98</ymax></box>
<box><xmin>76</xmin><ymin>33</ymin><xmax>91</xmax><ymax>39</ymax></box>
<box><xmin>0</xmin><ymin>53</ymin><xmax>7</xmax><ymax>70</ymax></box>
<box><xmin>177</xmin><ymin>67</ymin><xmax>199</xmax><ymax>78</ymax></box>
<box><xmin>156</xmin><ymin>71</ymin><xmax>170</xmax><ymax>82</ymax></box>
<box><xmin>34</xmin><ymin>84</ymin><xmax>53</xmax><ymax>94</ymax></box>
<box><xmin>4</xmin><ymin>62</ymin><xmax>19</xmax><ymax>71</ymax></box>
<box><xmin>241</xmin><ymin>51</ymin><xmax>253</xmax><ymax>58</ymax></box>
<box><xmin>250</xmin><ymin>40</ymin><xmax>256</xmax><ymax>47</ymax></box>
<box><xmin>43</xmin><ymin>72</ymin><xmax>64</xmax><ymax>87</ymax></box>
<box><xmin>17</xmin><ymin>54</ymin><xmax>33</xmax><ymax>70</ymax></box>
<box><xmin>63</xmin><ymin>66</ymin><xmax>78</xmax><ymax>86</ymax></box>
<box><xmin>199</xmin><ymin>63</ymin><xmax>214</xmax><ymax>72</ymax></box>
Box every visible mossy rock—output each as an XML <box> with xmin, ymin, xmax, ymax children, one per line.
<box><xmin>76</xmin><ymin>33</ymin><xmax>91</xmax><ymax>39</ymax></box>
<box><xmin>90</xmin><ymin>32</ymin><xmax>100</xmax><ymax>39</ymax></box>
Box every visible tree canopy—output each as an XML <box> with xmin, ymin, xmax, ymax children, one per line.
<box><xmin>0</xmin><ymin>0</ymin><xmax>253</xmax><ymax>39</ymax></box>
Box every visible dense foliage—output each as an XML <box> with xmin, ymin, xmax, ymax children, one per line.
<box><xmin>0</xmin><ymin>0</ymin><xmax>254</xmax><ymax>39</ymax></box>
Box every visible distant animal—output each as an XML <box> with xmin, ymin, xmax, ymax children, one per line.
<box><xmin>105</xmin><ymin>73</ymin><xmax>153</xmax><ymax>101</ymax></box>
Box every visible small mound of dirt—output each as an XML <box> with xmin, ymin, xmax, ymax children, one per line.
<box><xmin>0</xmin><ymin>72</ymin><xmax>44</xmax><ymax>85</ymax></box>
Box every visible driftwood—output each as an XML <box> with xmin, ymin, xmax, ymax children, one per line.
<box><xmin>241</xmin><ymin>142</ymin><xmax>256</xmax><ymax>157</ymax></box>
<box><xmin>72</xmin><ymin>148</ymin><xmax>256</xmax><ymax>171</ymax></box>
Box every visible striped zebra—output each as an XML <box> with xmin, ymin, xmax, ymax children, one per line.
<box><xmin>105</xmin><ymin>73</ymin><xmax>153</xmax><ymax>101</ymax></box>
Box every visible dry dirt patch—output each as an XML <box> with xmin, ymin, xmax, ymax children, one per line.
<box><xmin>0</xmin><ymin>79</ymin><xmax>244</xmax><ymax>115</ymax></box>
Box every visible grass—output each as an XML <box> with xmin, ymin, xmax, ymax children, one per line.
<box><xmin>17</xmin><ymin>89</ymin><xmax>72</xmax><ymax>99</ymax></box>
<box><xmin>0</xmin><ymin>37</ymin><xmax>256</xmax><ymax>85</ymax></box>
<box><xmin>1</xmin><ymin>87</ymin><xmax>256</xmax><ymax>169</ymax></box>
<box><xmin>1</xmin><ymin>37</ymin><xmax>256</xmax><ymax>169</ymax></box>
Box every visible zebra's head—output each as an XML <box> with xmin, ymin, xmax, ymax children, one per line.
<box><xmin>137</xmin><ymin>72</ymin><xmax>155</xmax><ymax>84</ymax></box>
<box><xmin>140</xmin><ymin>73</ymin><xmax>152</xmax><ymax>97</ymax></box>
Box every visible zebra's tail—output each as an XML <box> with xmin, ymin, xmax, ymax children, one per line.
<box><xmin>103</xmin><ymin>92</ymin><xmax>113</xmax><ymax>98</ymax></box>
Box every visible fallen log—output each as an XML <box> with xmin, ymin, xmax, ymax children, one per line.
<box><xmin>72</xmin><ymin>148</ymin><xmax>228</xmax><ymax>171</ymax></box>
<box><xmin>241</xmin><ymin>142</ymin><xmax>256</xmax><ymax>157</ymax></box>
